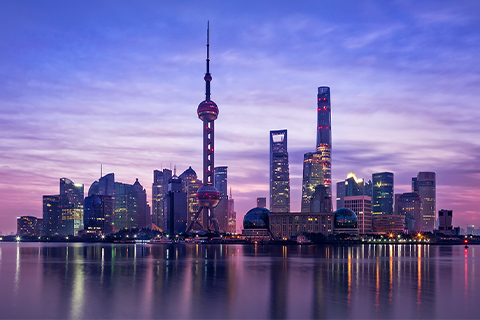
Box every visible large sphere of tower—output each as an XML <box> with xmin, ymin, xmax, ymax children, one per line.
<box><xmin>197</xmin><ymin>185</ymin><xmax>220</xmax><ymax>207</ymax></box>
<box><xmin>197</xmin><ymin>100</ymin><xmax>219</xmax><ymax>121</ymax></box>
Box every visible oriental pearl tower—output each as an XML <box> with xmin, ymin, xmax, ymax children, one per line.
<box><xmin>186</xmin><ymin>22</ymin><xmax>220</xmax><ymax>233</ymax></box>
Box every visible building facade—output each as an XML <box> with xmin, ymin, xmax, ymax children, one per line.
<box><xmin>396</xmin><ymin>192</ymin><xmax>422</xmax><ymax>233</ymax></box>
<box><xmin>372</xmin><ymin>172</ymin><xmax>394</xmax><ymax>216</ymax></box>
<box><xmin>413</xmin><ymin>172</ymin><xmax>436</xmax><ymax>232</ymax></box>
<box><xmin>17</xmin><ymin>216</ymin><xmax>41</xmax><ymax>236</ymax></box>
<box><xmin>114</xmin><ymin>179</ymin><xmax>149</xmax><ymax>231</ymax></box>
<box><xmin>310</xmin><ymin>185</ymin><xmax>332</xmax><ymax>213</ymax></box>
<box><xmin>43</xmin><ymin>195</ymin><xmax>62</xmax><ymax>236</ymax></box>
<box><xmin>336</xmin><ymin>172</ymin><xmax>364</xmax><ymax>209</ymax></box>
<box><xmin>269</xmin><ymin>212</ymin><xmax>334</xmax><ymax>239</ymax></box>
<box><xmin>301</xmin><ymin>151</ymin><xmax>324</xmax><ymax>212</ymax></box>
<box><xmin>60</xmin><ymin>178</ymin><xmax>84</xmax><ymax>236</ymax></box>
<box><xmin>256</xmin><ymin>197</ymin><xmax>266</xmax><ymax>208</ymax></box>
<box><xmin>438</xmin><ymin>209</ymin><xmax>453</xmax><ymax>234</ymax></box>
<box><xmin>372</xmin><ymin>215</ymin><xmax>405</xmax><ymax>234</ymax></box>
<box><xmin>152</xmin><ymin>169</ymin><xmax>172</xmax><ymax>229</ymax></box>
<box><xmin>84</xmin><ymin>195</ymin><xmax>114</xmax><ymax>235</ymax></box>
<box><xmin>214</xmin><ymin>166</ymin><xmax>228</xmax><ymax>231</ymax></box>
<box><xmin>270</xmin><ymin>129</ymin><xmax>290</xmax><ymax>212</ymax></box>
<box><xmin>165</xmin><ymin>176</ymin><xmax>187</xmax><ymax>235</ymax></box>
<box><xmin>344</xmin><ymin>195</ymin><xmax>372</xmax><ymax>234</ymax></box>
<box><xmin>227</xmin><ymin>189</ymin><xmax>236</xmax><ymax>233</ymax></box>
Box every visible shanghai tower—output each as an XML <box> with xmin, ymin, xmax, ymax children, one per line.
<box><xmin>186</xmin><ymin>22</ymin><xmax>220</xmax><ymax>233</ymax></box>
<box><xmin>316</xmin><ymin>86</ymin><xmax>332</xmax><ymax>195</ymax></box>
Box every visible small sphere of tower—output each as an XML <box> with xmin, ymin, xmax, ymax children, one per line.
<box><xmin>197</xmin><ymin>100</ymin><xmax>219</xmax><ymax>121</ymax></box>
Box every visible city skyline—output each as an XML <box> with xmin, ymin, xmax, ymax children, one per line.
<box><xmin>1</xmin><ymin>1</ymin><xmax>480</xmax><ymax>233</ymax></box>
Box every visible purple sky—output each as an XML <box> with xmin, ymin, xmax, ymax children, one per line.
<box><xmin>1</xmin><ymin>0</ymin><xmax>479</xmax><ymax>234</ymax></box>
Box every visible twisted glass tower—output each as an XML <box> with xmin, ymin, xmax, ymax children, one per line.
<box><xmin>316</xmin><ymin>86</ymin><xmax>332</xmax><ymax>195</ymax></box>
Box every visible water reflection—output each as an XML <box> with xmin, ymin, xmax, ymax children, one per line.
<box><xmin>0</xmin><ymin>243</ymin><xmax>479</xmax><ymax>319</ymax></box>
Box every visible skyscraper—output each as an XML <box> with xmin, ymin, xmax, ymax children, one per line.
<box><xmin>43</xmin><ymin>195</ymin><xmax>62</xmax><ymax>236</ymax></box>
<box><xmin>83</xmin><ymin>195</ymin><xmax>114</xmax><ymax>235</ymax></box>
<box><xmin>396</xmin><ymin>192</ymin><xmax>422</xmax><ymax>232</ymax></box>
<box><xmin>179</xmin><ymin>167</ymin><xmax>203</xmax><ymax>228</ymax></box>
<box><xmin>165</xmin><ymin>175</ymin><xmax>187</xmax><ymax>235</ymax></box>
<box><xmin>301</xmin><ymin>151</ymin><xmax>323</xmax><ymax>212</ymax></box>
<box><xmin>336</xmin><ymin>172</ymin><xmax>365</xmax><ymax>213</ymax></box>
<box><xmin>152</xmin><ymin>169</ymin><xmax>172</xmax><ymax>229</ymax></box>
<box><xmin>228</xmin><ymin>188</ymin><xmax>236</xmax><ymax>233</ymax></box>
<box><xmin>270</xmin><ymin>129</ymin><xmax>290</xmax><ymax>212</ymax></box>
<box><xmin>316</xmin><ymin>86</ymin><xmax>332</xmax><ymax>195</ymax></box>
<box><xmin>186</xmin><ymin>23</ymin><xmax>221</xmax><ymax>232</ymax></box>
<box><xmin>214</xmin><ymin>166</ymin><xmax>228</xmax><ymax>231</ymax></box>
<box><xmin>60</xmin><ymin>178</ymin><xmax>84</xmax><ymax>236</ymax></box>
<box><xmin>413</xmin><ymin>172</ymin><xmax>436</xmax><ymax>232</ymax></box>
<box><xmin>114</xmin><ymin>179</ymin><xmax>148</xmax><ymax>231</ymax></box>
<box><xmin>372</xmin><ymin>172</ymin><xmax>394</xmax><ymax>216</ymax></box>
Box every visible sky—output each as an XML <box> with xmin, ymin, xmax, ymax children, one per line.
<box><xmin>1</xmin><ymin>0</ymin><xmax>479</xmax><ymax>234</ymax></box>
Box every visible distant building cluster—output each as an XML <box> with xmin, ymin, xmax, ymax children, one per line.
<box><xmin>17</xmin><ymin>166</ymin><xmax>236</xmax><ymax>237</ymax></box>
<box><xmin>242</xmin><ymin>86</ymin><xmax>455</xmax><ymax>240</ymax></box>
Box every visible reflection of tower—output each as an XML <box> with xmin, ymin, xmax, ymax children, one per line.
<box><xmin>316</xmin><ymin>86</ymin><xmax>332</xmax><ymax>195</ymax></box>
<box><xmin>187</xmin><ymin>23</ymin><xmax>220</xmax><ymax>232</ymax></box>
<box><xmin>270</xmin><ymin>129</ymin><xmax>290</xmax><ymax>212</ymax></box>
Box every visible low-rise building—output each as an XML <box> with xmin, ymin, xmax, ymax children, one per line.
<box><xmin>269</xmin><ymin>211</ymin><xmax>334</xmax><ymax>239</ymax></box>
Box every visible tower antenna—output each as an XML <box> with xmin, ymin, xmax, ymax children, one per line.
<box><xmin>101</xmin><ymin>164</ymin><xmax>103</xmax><ymax>178</ymax></box>
<box><xmin>205</xmin><ymin>21</ymin><xmax>211</xmax><ymax>101</ymax></box>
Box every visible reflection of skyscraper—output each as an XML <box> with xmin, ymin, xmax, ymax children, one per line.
<box><xmin>60</xmin><ymin>178</ymin><xmax>84</xmax><ymax>236</ymax></box>
<box><xmin>270</xmin><ymin>129</ymin><xmax>290</xmax><ymax>212</ymax></box>
<box><xmin>152</xmin><ymin>169</ymin><xmax>172</xmax><ymax>229</ymax></box>
<box><xmin>372</xmin><ymin>172</ymin><xmax>394</xmax><ymax>216</ymax></box>
<box><xmin>413</xmin><ymin>172</ymin><xmax>436</xmax><ymax>232</ymax></box>
<box><xmin>316</xmin><ymin>86</ymin><xmax>332</xmax><ymax>195</ymax></box>
<box><xmin>214</xmin><ymin>166</ymin><xmax>228</xmax><ymax>231</ymax></box>
<box><xmin>301</xmin><ymin>151</ymin><xmax>323</xmax><ymax>212</ymax></box>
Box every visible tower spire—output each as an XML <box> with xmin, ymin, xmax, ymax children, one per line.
<box><xmin>204</xmin><ymin>21</ymin><xmax>212</xmax><ymax>101</ymax></box>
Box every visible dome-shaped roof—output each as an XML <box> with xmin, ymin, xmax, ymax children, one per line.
<box><xmin>243</xmin><ymin>207</ymin><xmax>270</xmax><ymax>230</ymax></box>
<box><xmin>334</xmin><ymin>208</ymin><xmax>358</xmax><ymax>229</ymax></box>
<box><xmin>88</xmin><ymin>180</ymin><xmax>99</xmax><ymax>196</ymax></box>
<box><xmin>197</xmin><ymin>100</ymin><xmax>219</xmax><ymax>121</ymax></box>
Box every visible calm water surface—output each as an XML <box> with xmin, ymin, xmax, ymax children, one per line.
<box><xmin>0</xmin><ymin>243</ymin><xmax>478</xmax><ymax>319</ymax></box>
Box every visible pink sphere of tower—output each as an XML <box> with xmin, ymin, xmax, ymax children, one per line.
<box><xmin>197</xmin><ymin>185</ymin><xmax>220</xmax><ymax>208</ymax></box>
<box><xmin>197</xmin><ymin>100</ymin><xmax>218</xmax><ymax>121</ymax></box>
